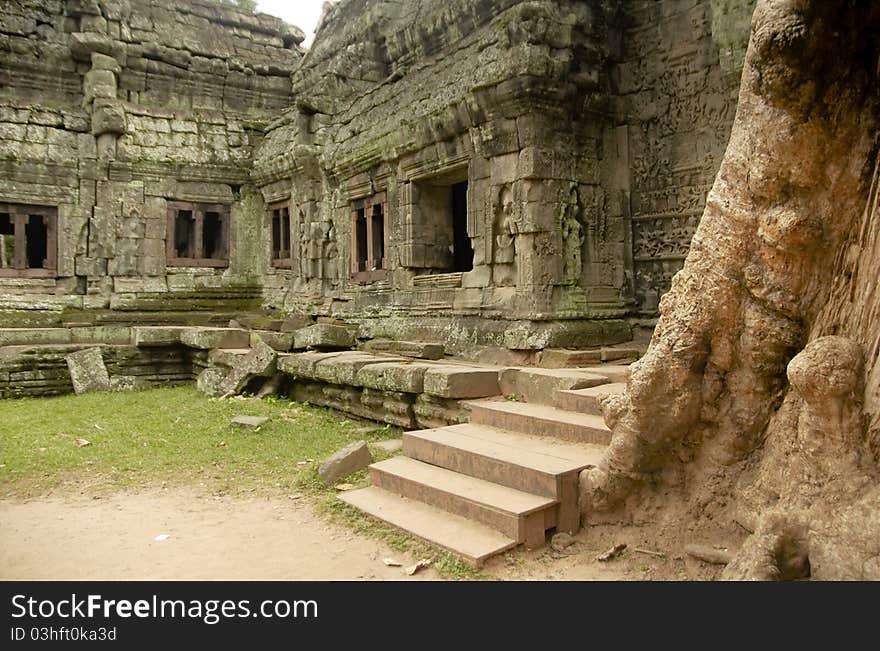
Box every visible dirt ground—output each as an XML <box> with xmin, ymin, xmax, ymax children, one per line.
<box><xmin>0</xmin><ymin>488</ymin><xmax>690</xmax><ymax>581</ymax></box>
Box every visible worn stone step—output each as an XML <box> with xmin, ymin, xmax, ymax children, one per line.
<box><xmin>555</xmin><ymin>382</ymin><xmax>627</xmax><ymax>415</ymax></box>
<box><xmin>370</xmin><ymin>456</ymin><xmax>556</xmax><ymax>544</ymax></box>
<box><xmin>600</xmin><ymin>347</ymin><xmax>641</xmax><ymax>362</ymax></box>
<box><xmin>466</xmin><ymin>400</ymin><xmax>612</xmax><ymax>444</ymax></box>
<box><xmin>499</xmin><ymin>367</ymin><xmax>609</xmax><ymax>405</ymax></box>
<box><xmin>339</xmin><ymin>486</ymin><xmax>518</xmax><ymax>567</ymax></box>
<box><xmin>403</xmin><ymin>423</ymin><xmax>602</xmax><ymax>532</ymax></box>
<box><xmin>577</xmin><ymin>365</ymin><xmax>632</xmax><ymax>383</ymax></box>
<box><xmin>422</xmin><ymin>365</ymin><xmax>500</xmax><ymax>399</ymax></box>
<box><xmin>538</xmin><ymin>348</ymin><xmax>602</xmax><ymax>368</ymax></box>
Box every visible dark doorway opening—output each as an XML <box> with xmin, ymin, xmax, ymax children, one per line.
<box><xmin>355</xmin><ymin>207</ymin><xmax>368</xmax><ymax>272</ymax></box>
<box><xmin>450</xmin><ymin>181</ymin><xmax>472</xmax><ymax>272</ymax></box>
<box><xmin>25</xmin><ymin>214</ymin><xmax>48</xmax><ymax>269</ymax></box>
<box><xmin>202</xmin><ymin>211</ymin><xmax>223</xmax><ymax>259</ymax></box>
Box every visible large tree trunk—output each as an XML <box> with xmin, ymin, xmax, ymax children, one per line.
<box><xmin>581</xmin><ymin>0</ymin><xmax>880</xmax><ymax>580</ymax></box>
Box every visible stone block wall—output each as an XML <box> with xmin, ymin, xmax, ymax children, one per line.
<box><xmin>0</xmin><ymin>0</ymin><xmax>302</xmax><ymax>325</ymax></box>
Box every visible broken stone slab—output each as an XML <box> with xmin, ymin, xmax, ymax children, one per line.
<box><xmin>208</xmin><ymin>348</ymin><xmax>251</xmax><ymax>368</ymax></box>
<box><xmin>132</xmin><ymin>326</ymin><xmax>186</xmax><ymax>347</ymax></box>
<box><xmin>538</xmin><ymin>348</ymin><xmax>602</xmax><ymax>368</ymax></box>
<box><xmin>318</xmin><ymin>441</ymin><xmax>372</xmax><ymax>486</ymax></box>
<box><xmin>197</xmin><ymin>367</ymin><xmax>227</xmax><ymax>397</ymax></box>
<box><xmin>250</xmin><ymin>330</ymin><xmax>294</xmax><ymax>352</ymax></box>
<box><xmin>499</xmin><ymin>368</ymin><xmax>610</xmax><ymax>405</ymax></box>
<box><xmin>217</xmin><ymin>337</ymin><xmax>277</xmax><ymax>395</ymax></box>
<box><xmin>313</xmin><ymin>353</ymin><xmax>405</xmax><ymax>386</ymax></box>
<box><xmin>422</xmin><ymin>365</ymin><xmax>500</xmax><ymax>399</ymax></box>
<box><xmin>361</xmin><ymin>339</ymin><xmax>445</xmax><ymax>360</ymax></box>
<box><xmin>180</xmin><ymin>327</ymin><xmax>251</xmax><ymax>350</ymax></box>
<box><xmin>355</xmin><ymin>362</ymin><xmax>432</xmax><ymax>393</ymax></box>
<box><xmin>65</xmin><ymin>347</ymin><xmax>111</xmax><ymax>394</ymax></box>
<box><xmin>293</xmin><ymin>324</ymin><xmax>356</xmax><ymax>351</ymax></box>
<box><xmin>231</xmin><ymin>415</ymin><xmax>269</xmax><ymax>429</ymax></box>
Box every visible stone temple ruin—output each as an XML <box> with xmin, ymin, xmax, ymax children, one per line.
<box><xmin>13</xmin><ymin>0</ymin><xmax>877</xmax><ymax>578</ymax></box>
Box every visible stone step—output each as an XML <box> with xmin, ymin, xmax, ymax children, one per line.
<box><xmin>577</xmin><ymin>365</ymin><xmax>632</xmax><ymax>384</ymax></box>
<box><xmin>499</xmin><ymin>367</ymin><xmax>609</xmax><ymax>405</ymax></box>
<box><xmin>370</xmin><ymin>456</ymin><xmax>556</xmax><ymax>544</ymax></box>
<box><xmin>403</xmin><ymin>423</ymin><xmax>602</xmax><ymax>532</ymax></box>
<box><xmin>555</xmin><ymin>382</ymin><xmax>627</xmax><ymax>415</ymax></box>
<box><xmin>339</xmin><ymin>486</ymin><xmax>518</xmax><ymax>566</ymax></box>
<box><xmin>466</xmin><ymin>400</ymin><xmax>612</xmax><ymax>445</ymax></box>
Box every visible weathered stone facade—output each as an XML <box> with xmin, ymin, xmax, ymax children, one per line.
<box><xmin>0</xmin><ymin>0</ymin><xmax>754</xmax><ymax>351</ymax></box>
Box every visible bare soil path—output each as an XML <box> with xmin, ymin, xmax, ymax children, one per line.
<box><xmin>0</xmin><ymin>489</ymin><xmax>643</xmax><ymax>581</ymax></box>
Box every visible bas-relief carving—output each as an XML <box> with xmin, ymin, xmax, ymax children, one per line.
<box><xmin>560</xmin><ymin>186</ymin><xmax>584</xmax><ymax>286</ymax></box>
<box><xmin>491</xmin><ymin>184</ymin><xmax>517</xmax><ymax>287</ymax></box>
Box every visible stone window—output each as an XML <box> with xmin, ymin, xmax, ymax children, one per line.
<box><xmin>166</xmin><ymin>201</ymin><xmax>229</xmax><ymax>267</ymax></box>
<box><xmin>404</xmin><ymin>171</ymin><xmax>473</xmax><ymax>273</ymax></box>
<box><xmin>270</xmin><ymin>201</ymin><xmax>292</xmax><ymax>268</ymax></box>
<box><xmin>0</xmin><ymin>202</ymin><xmax>57</xmax><ymax>278</ymax></box>
<box><xmin>350</xmin><ymin>192</ymin><xmax>387</xmax><ymax>283</ymax></box>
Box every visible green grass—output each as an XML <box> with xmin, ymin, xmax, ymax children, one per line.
<box><xmin>0</xmin><ymin>385</ymin><xmax>485</xmax><ymax>579</ymax></box>
<box><xmin>0</xmin><ymin>385</ymin><xmax>398</xmax><ymax>498</ymax></box>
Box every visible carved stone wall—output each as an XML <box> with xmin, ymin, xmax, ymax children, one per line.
<box><xmin>0</xmin><ymin>0</ymin><xmax>301</xmax><ymax>325</ymax></box>
<box><xmin>616</xmin><ymin>0</ymin><xmax>754</xmax><ymax>315</ymax></box>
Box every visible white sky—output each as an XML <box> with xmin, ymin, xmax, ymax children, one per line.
<box><xmin>256</xmin><ymin>0</ymin><xmax>330</xmax><ymax>48</ymax></box>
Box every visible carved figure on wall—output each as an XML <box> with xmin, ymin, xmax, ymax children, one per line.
<box><xmin>560</xmin><ymin>187</ymin><xmax>584</xmax><ymax>285</ymax></box>
<box><xmin>492</xmin><ymin>184</ymin><xmax>517</xmax><ymax>286</ymax></box>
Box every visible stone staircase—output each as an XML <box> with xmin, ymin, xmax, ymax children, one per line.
<box><xmin>339</xmin><ymin>365</ymin><xmax>629</xmax><ymax>566</ymax></box>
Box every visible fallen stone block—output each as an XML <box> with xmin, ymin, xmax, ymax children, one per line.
<box><xmin>65</xmin><ymin>347</ymin><xmax>111</xmax><ymax>394</ymax></box>
<box><xmin>197</xmin><ymin>367</ymin><xmax>227</xmax><ymax>397</ymax></box>
<box><xmin>217</xmin><ymin>337</ymin><xmax>277</xmax><ymax>395</ymax></box>
<box><xmin>318</xmin><ymin>441</ymin><xmax>372</xmax><ymax>486</ymax></box>
<box><xmin>361</xmin><ymin>339</ymin><xmax>444</xmax><ymax>360</ymax></box>
<box><xmin>423</xmin><ymin>365</ymin><xmax>500</xmax><ymax>399</ymax></box>
<box><xmin>132</xmin><ymin>326</ymin><xmax>185</xmax><ymax>347</ymax></box>
<box><xmin>180</xmin><ymin>327</ymin><xmax>250</xmax><ymax>350</ymax></box>
<box><xmin>251</xmin><ymin>330</ymin><xmax>294</xmax><ymax>352</ymax></box>
<box><xmin>293</xmin><ymin>324</ymin><xmax>356</xmax><ymax>351</ymax></box>
<box><xmin>231</xmin><ymin>415</ymin><xmax>269</xmax><ymax>429</ymax></box>
<box><xmin>538</xmin><ymin>348</ymin><xmax>602</xmax><ymax>368</ymax></box>
<box><xmin>355</xmin><ymin>362</ymin><xmax>431</xmax><ymax>393</ymax></box>
<box><xmin>208</xmin><ymin>348</ymin><xmax>251</xmax><ymax>368</ymax></box>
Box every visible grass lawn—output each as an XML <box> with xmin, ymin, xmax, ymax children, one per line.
<box><xmin>0</xmin><ymin>385</ymin><xmax>399</xmax><ymax>497</ymax></box>
<box><xmin>0</xmin><ymin>385</ymin><xmax>482</xmax><ymax>579</ymax></box>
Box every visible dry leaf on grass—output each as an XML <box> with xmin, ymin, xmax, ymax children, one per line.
<box><xmin>73</xmin><ymin>438</ymin><xmax>91</xmax><ymax>447</ymax></box>
<box><xmin>405</xmin><ymin>559</ymin><xmax>432</xmax><ymax>576</ymax></box>
<box><xmin>334</xmin><ymin>483</ymin><xmax>354</xmax><ymax>491</ymax></box>
<box><xmin>597</xmin><ymin>543</ymin><xmax>627</xmax><ymax>562</ymax></box>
